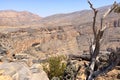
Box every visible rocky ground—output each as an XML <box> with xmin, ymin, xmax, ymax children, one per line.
<box><xmin>0</xmin><ymin>25</ymin><xmax>119</xmax><ymax>80</ymax></box>
<box><xmin>0</xmin><ymin>4</ymin><xmax>119</xmax><ymax>80</ymax></box>
<box><xmin>0</xmin><ymin>25</ymin><xmax>79</xmax><ymax>80</ymax></box>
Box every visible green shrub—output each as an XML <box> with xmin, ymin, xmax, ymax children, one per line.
<box><xmin>43</xmin><ymin>55</ymin><xmax>66</xmax><ymax>80</ymax></box>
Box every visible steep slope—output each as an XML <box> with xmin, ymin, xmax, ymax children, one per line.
<box><xmin>0</xmin><ymin>10</ymin><xmax>42</xmax><ymax>26</ymax></box>
<box><xmin>39</xmin><ymin>5</ymin><xmax>119</xmax><ymax>27</ymax></box>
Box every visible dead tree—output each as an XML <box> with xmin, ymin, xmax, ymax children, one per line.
<box><xmin>86</xmin><ymin>0</ymin><xmax>120</xmax><ymax>80</ymax></box>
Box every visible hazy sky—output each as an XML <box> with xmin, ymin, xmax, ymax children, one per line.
<box><xmin>0</xmin><ymin>0</ymin><xmax>120</xmax><ymax>17</ymax></box>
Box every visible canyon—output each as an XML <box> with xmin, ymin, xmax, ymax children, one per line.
<box><xmin>0</xmin><ymin>4</ymin><xmax>119</xmax><ymax>80</ymax></box>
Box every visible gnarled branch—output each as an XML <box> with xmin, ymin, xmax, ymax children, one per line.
<box><xmin>87</xmin><ymin>0</ymin><xmax>119</xmax><ymax>80</ymax></box>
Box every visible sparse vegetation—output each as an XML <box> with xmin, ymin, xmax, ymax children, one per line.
<box><xmin>79</xmin><ymin>1</ymin><xmax>120</xmax><ymax>80</ymax></box>
<box><xmin>0</xmin><ymin>1</ymin><xmax>120</xmax><ymax>80</ymax></box>
<box><xmin>63</xmin><ymin>59</ymin><xmax>81</xmax><ymax>80</ymax></box>
<box><xmin>61</xmin><ymin>1</ymin><xmax>120</xmax><ymax>80</ymax></box>
<box><xmin>43</xmin><ymin>55</ymin><xmax>66</xmax><ymax>80</ymax></box>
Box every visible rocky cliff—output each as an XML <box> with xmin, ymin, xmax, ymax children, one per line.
<box><xmin>0</xmin><ymin>25</ymin><xmax>79</xmax><ymax>59</ymax></box>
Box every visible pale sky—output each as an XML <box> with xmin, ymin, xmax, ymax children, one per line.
<box><xmin>0</xmin><ymin>0</ymin><xmax>120</xmax><ymax>17</ymax></box>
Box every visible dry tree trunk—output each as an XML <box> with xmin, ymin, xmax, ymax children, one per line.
<box><xmin>63</xmin><ymin>1</ymin><xmax>119</xmax><ymax>80</ymax></box>
<box><xmin>87</xmin><ymin>0</ymin><xmax>119</xmax><ymax>80</ymax></box>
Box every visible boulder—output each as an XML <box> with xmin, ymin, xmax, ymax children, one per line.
<box><xmin>30</xmin><ymin>63</ymin><xmax>49</xmax><ymax>80</ymax></box>
<box><xmin>0</xmin><ymin>62</ymin><xmax>49</xmax><ymax>80</ymax></box>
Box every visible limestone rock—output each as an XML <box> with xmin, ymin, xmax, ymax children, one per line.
<box><xmin>0</xmin><ymin>62</ymin><xmax>49</xmax><ymax>80</ymax></box>
<box><xmin>0</xmin><ymin>75</ymin><xmax>12</xmax><ymax>80</ymax></box>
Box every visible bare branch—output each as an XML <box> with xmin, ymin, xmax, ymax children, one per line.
<box><xmin>92</xmin><ymin>48</ymin><xmax>120</xmax><ymax>79</ymax></box>
<box><xmin>88</xmin><ymin>0</ymin><xmax>96</xmax><ymax>11</ymax></box>
<box><xmin>101</xmin><ymin>1</ymin><xmax>117</xmax><ymax>29</ymax></box>
<box><xmin>88</xmin><ymin>0</ymin><xmax>98</xmax><ymax>42</ymax></box>
<box><xmin>103</xmin><ymin>1</ymin><xmax>118</xmax><ymax>18</ymax></box>
<box><xmin>86</xmin><ymin>1</ymin><xmax>119</xmax><ymax>80</ymax></box>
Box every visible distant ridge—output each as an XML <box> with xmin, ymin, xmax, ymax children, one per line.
<box><xmin>0</xmin><ymin>3</ymin><xmax>119</xmax><ymax>27</ymax></box>
<box><xmin>0</xmin><ymin>10</ymin><xmax>42</xmax><ymax>26</ymax></box>
<box><xmin>39</xmin><ymin>4</ymin><xmax>119</xmax><ymax>27</ymax></box>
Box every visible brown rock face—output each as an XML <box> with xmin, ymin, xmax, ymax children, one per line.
<box><xmin>0</xmin><ymin>25</ymin><xmax>79</xmax><ymax>59</ymax></box>
<box><xmin>0</xmin><ymin>10</ymin><xmax>41</xmax><ymax>26</ymax></box>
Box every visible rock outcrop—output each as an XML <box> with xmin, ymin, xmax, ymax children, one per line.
<box><xmin>0</xmin><ymin>62</ymin><xmax>49</xmax><ymax>80</ymax></box>
<box><xmin>0</xmin><ymin>25</ymin><xmax>79</xmax><ymax>59</ymax></box>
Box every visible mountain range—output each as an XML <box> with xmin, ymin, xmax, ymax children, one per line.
<box><xmin>0</xmin><ymin>4</ymin><xmax>119</xmax><ymax>80</ymax></box>
<box><xmin>0</xmin><ymin>4</ymin><xmax>119</xmax><ymax>28</ymax></box>
<box><xmin>39</xmin><ymin>5</ymin><xmax>120</xmax><ymax>27</ymax></box>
